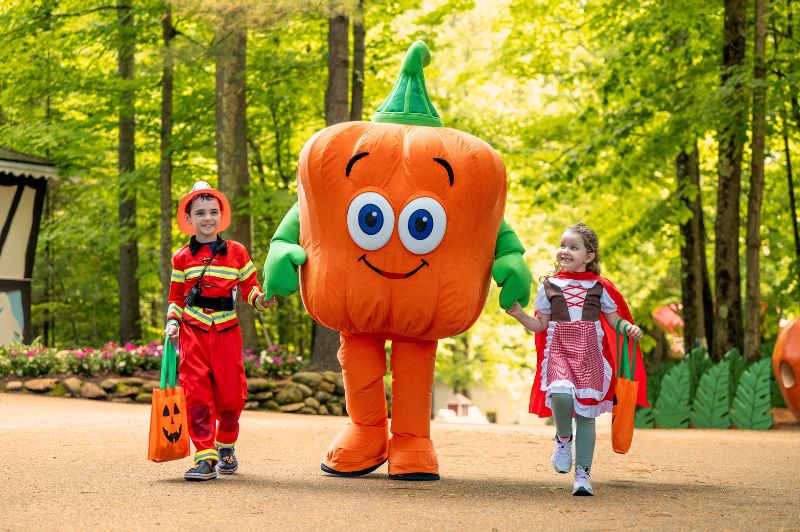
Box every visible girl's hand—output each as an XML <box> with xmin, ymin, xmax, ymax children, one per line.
<box><xmin>626</xmin><ymin>323</ymin><xmax>643</xmax><ymax>340</ymax></box>
<box><xmin>505</xmin><ymin>301</ymin><xmax>527</xmax><ymax>320</ymax></box>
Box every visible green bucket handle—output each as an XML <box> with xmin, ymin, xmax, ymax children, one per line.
<box><xmin>615</xmin><ymin>319</ymin><xmax>638</xmax><ymax>380</ymax></box>
<box><xmin>160</xmin><ymin>336</ymin><xmax>178</xmax><ymax>390</ymax></box>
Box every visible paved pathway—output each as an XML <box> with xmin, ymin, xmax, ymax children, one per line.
<box><xmin>1</xmin><ymin>393</ymin><xmax>798</xmax><ymax>530</ymax></box>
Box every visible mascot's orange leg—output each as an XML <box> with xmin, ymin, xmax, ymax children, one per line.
<box><xmin>388</xmin><ymin>339</ymin><xmax>439</xmax><ymax>480</ymax></box>
<box><xmin>321</xmin><ymin>332</ymin><xmax>389</xmax><ymax>476</ymax></box>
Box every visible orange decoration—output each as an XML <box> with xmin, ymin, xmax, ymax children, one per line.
<box><xmin>147</xmin><ymin>387</ymin><xmax>191</xmax><ymax>462</ymax></box>
<box><xmin>773</xmin><ymin>318</ymin><xmax>800</xmax><ymax>422</ymax></box>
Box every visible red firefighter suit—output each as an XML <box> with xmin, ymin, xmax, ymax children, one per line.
<box><xmin>167</xmin><ymin>236</ymin><xmax>268</xmax><ymax>464</ymax></box>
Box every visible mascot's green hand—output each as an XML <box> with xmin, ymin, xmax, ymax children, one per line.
<box><xmin>492</xmin><ymin>219</ymin><xmax>532</xmax><ymax>310</ymax></box>
<box><xmin>492</xmin><ymin>253</ymin><xmax>532</xmax><ymax>309</ymax></box>
<box><xmin>263</xmin><ymin>202</ymin><xmax>306</xmax><ymax>298</ymax></box>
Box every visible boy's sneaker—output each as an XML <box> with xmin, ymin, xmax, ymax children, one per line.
<box><xmin>217</xmin><ymin>446</ymin><xmax>238</xmax><ymax>475</ymax></box>
<box><xmin>573</xmin><ymin>465</ymin><xmax>593</xmax><ymax>496</ymax></box>
<box><xmin>550</xmin><ymin>434</ymin><xmax>573</xmax><ymax>474</ymax></box>
<box><xmin>184</xmin><ymin>459</ymin><xmax>219</xmax><ymax>481</ymax></box>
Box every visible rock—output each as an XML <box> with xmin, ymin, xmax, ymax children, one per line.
<box><xmin>141</xmin><ymin>380</ymin><xmax>160</xmax><ymax>390</ymax></box>
<box><xmin>252</xmin><ymin>391</ymin><xmax>273</xmax><ymax>401</ymax></box>
<box><xmin>110</xmin><ymin>397</ymin><xmax>133</xmax><ymax>404</ymax></box>
<box><xmin>99</xmin><ymin>378</ymin><xmax>119</xmax><ymax>392</ymax></box>
<box><xmin>244</xmin><ymin>401</ymin><xmax>260</xmax><ymax>410</ymax></box>
<box><xmin>294</xmin><ymin>382</ymin><xmax>313</xmax><ymax>397</ymax></box>
<box><xmin>246</xmin><ymin>378</ymin><xmax>274</xmax><ymax>394</ymax></box>
<box><xmin>304</xmin><ymin>397</ymin><xmax>321</xmax><ymax>409</ymax></box>
<box><xmin>313</xmin><ymin>390</ymin><xmax>332</xmax><ymax>403</ymax></box>
<box><xmin>318</xmin><ymin>404</ymin><xmax>329</xmax><ymax>416</ymax></box>
<box><xmin>291</xmin><ymin>372</ymin><xmax>322</xmax><ymax>388</ymax></box>
<box><xmin>62</xmin><ymin>377</ymin><xmax>83</xmax><ymax>396</ymax></box>
<box><xmin>322</xmin><ymin>371</ymin><xmax>341</xmax><ymax>384</ymax></box>
<box><xmin>300</xmin><ymin>407</ymin><xmax>318</xmax><ymax>415</ymax></box>
<box><xmin>134</xmin><ymin>393</ymin><xmax>152</xmax><ymax>404</ymax></box>
<box><xmin>25</xmin><ymin>378</ymin><xmax>58</xmax><ymax>393</ymax></box>
<box><xmin>119</xmin><ymin>377</ymin><xmax>144</xmax><ymax>386</ymax></box>
<box><xmin>280</xmin><ymin>402</ymin><xmax>305</xmax><ymax>413</ymax></box>
<box><xmin>274</xmin><ymin>386</ymin><xmax>305</xmax><ymax>405</ymax></box>
<box><xmin>317</xmin><ymin>380</ymin><xmax>336</xmax><ymax>394</ymax></box>
<box><xmin>110</xmin><ymin>386</ymin><xmax>139</xmax><ymax>399</ymax></box>
<box><xmin>262</xmin><ymin>400</ymin><xmax>280</xmax><ymax>411</ymax></box>
<box><xmin>327</xmin><ymin>402</ymin><xmax>343</xmax><ymax>416</ymax></box>
<box><xmin>80</xmin><ymin>383</ymin><xmax>107</xmax><ymax>400</ymax></box>
<box><xmin>4</xmin><ymin>381</ymin><xmax>23</xmax><ymax>392</ymax></box>
<box><xmin>48</xmin><ymin>383</ymin><xmax>67</xmax><ymax>397</ymax></box>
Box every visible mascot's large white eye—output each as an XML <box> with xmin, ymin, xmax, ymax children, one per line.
<box><xmin>398</xmin><ymin>197</ymin><xmax>447</xmax><ymax>255</ymax></box>
<box><xmin>346</xmin><ymin>192</ymin><xmax>395</xmax><ymax>250</ymax></box>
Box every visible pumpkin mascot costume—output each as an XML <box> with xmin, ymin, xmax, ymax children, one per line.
<box><xmin>263</xmin><ymin>41</ymin><xmax>532</xmax><ymax>480</ymax></box>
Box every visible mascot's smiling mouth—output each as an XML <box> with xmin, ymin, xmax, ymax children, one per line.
<box><xmin>163</xmin><ymin>424</ymin><xmax>182</xmax><ymax>443</ymax></box>
<box><xmin>358</xmin><ymin>255</ymin><xmax>429</xmax><ymax>279</ymax></box>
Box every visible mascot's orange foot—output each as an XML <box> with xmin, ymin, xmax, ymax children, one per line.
<box><xmin>387</xmin><ymin>435</ymin><xmax>439</xmax><ymax>481</ymax></box>
<box><xmin>321</xmin><ymin>422</ymin><xmax>388</xmax><ymax>477</ymax></box>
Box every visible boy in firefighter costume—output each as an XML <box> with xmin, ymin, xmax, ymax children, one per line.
<box><xmin>165</xmin><ymin>181</ymin><xmax>275</xmax><ymax>481</ymax></box>
<box><xmin>263</xmin><ymin>41</ymin><xmax>532</xmax><ymax>480</ymax></box>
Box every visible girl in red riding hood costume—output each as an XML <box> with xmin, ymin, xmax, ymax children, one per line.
<box><xmin>506</xmin><ymin>223</ymin><xmax>648</xmax><ymax>496</ymax></box>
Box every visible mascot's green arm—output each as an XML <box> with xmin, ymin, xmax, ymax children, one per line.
<box><xmin>491</xmin><ymin>219</ymin><xmax>532</xmax><ymax>309</ymax></box>
<box><xmin>263</xmin><ymin>202</ymin><xmax>307</xmax><ymax>298</ymax></box>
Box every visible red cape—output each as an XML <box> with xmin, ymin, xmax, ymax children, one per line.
<box><xmin>528</xmin><ymin>272</ymin><xmax>649</xmax><ymax>417</ymax></box>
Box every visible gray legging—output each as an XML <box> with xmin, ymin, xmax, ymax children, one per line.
<box><xmin>550</xmin><ymin>392</ymin><xmax>596</xmax><ymax>470</ymax></box>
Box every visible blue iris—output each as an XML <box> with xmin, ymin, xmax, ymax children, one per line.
<box><xmin>358</xmin><ymin>204</ymin><xmax>383</xmax><ymax>235</ymax></box>
<box><xmin>407</xmin><ymin>209</ymin><xmax>433</xmax><ymax>240</ymax></box>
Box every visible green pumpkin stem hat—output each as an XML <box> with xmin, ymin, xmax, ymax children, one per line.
<box><xmin>372</xmin><ymin>40</ymin><xmax>443</xmax><ymax>127</ymax></box>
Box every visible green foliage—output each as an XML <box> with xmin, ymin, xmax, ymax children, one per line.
<box><xmin>654</xmin><ymin>362</ymin><xmax>690</xmax><ymax>428</ymax></box>
<box><xmin>690</xmin><ymin>360</ymin><xmax>730</xmax><ymax>429</ymax></box>
<box><xmin>724</xmin><ymin>348</ymin><xmax>746</xmax><ymax>407</ymax></box>
<box><xmin>730</xmin><ymin>359</ymin><xmax>773</xmax><ymax>430</ymax></box>
<box><xmin>685</xmin><ymin>347</ymin><xmax>713</xmax><ymax>403</ymax></box>
<box><xmin>634</xmin><ymin>406</ymin><xmax>655</xmax><ymax>429</ymax></box>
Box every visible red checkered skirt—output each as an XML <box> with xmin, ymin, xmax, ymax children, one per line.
<box><xmin>545</xmin><ymin>321</ymin><xmax>604</xmax><ymax>394</ymax></box>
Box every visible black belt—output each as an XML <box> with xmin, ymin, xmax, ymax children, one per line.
<box><xmin>191</xmin><ymin>295</ymin><xmax>235</xmax><ymax>311</ymax></box>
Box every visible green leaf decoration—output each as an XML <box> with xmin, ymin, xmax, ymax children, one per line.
<box><xmin>647</xmin><ymin>363</ymin><xmax>671</xmax><ymax>406</ymax></box>
<box><xmin>690</xmin><ymin>360</ymin><xmax>730</xmax><ymax>428</ymax></box>
<box><xmin>724</xmin><ymin>348</ymin><xmax>746</xmax><ymax>407</ymax></box>
<box><xmin>730</xmin><ymin>358</ymin><xmax>773</xmax><ymax>430</ymax></box>
<box><xmin>654</xmin><ymin>362</ymin><xmax>690</xmax><ymax>428</ymax></box>
<box><xmin>685</xmin><ymin>347</ymin><xmax>712</xmax><ymax>403</ymax></box>
<box><xmin>634</xmin><ymin>406</ymin><xmax>654</xmax><ymax>428</ymax></box>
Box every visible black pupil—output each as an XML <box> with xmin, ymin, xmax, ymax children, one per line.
<box><xmin>415</xmin><ymin>216</ymin><xmax>428</xmax><ymax>233</ymax></box>
<box><xmin>365</xmin><ymin>211</ymin><xmax>378</xmax><ymax>227</ymax></box>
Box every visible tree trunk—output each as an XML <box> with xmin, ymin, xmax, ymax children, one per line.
<box><xmin>215</xmin><ymin>9</ymin><xmax>258</xmax><ymax>349</ymax></box>
<box><xmin>677</xmin><ymin>146</ymin><xmax>709</xmax><ymax>353</ymax></box>
<box><xmin>350</xmin><ymin>0</ymin><xmax>365</xmax><ymax>122</ymax></box>
<box><xmin>783</xmin><ymin>112</ymin><xmax>800</xmax><ymax>261</ymax></box>
<box><xmin>159</xmin><ymin>6</ymin><xmax>175</xmax><ymax>321</ymax></box>
<box><xmin>310</xmin><ymin>6</ymin><xmax>351</xmax><ymax>371</ymax></box>
<box><xmin>117</xmin><ymin>0</ymin><xmax>141</xmax><ymax>343</ymax></box>
<box><xmin>744</xmin><ymin>0</ymin><xmax>769</xmax><ymax>361</ymax></box>
<box><xmin>713</xmin><ymin>0</ymin><xmax>747</xmax><ymax>361</ymax></box>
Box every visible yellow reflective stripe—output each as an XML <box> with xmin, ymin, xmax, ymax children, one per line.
<box><xmin>211</xmin><ymin>310</ymin><xmax>238</xmax><ymax>325</ymax></box>
<box><xmin>184</xmin><ymin>265</ymin><xmax>240</xmax><ymax>281</ymax></box>
<box><xmin>184</xmin><ymin>306</ymin><xmax>213</xmax><ymax>325</ymax></box>
<box><xmin>247</xmin><ymin>286</ymin><xmax>259</xmax><ymax>305</ymax></box>
<box><xmin>171</xmin><ymin>269</ymin><xmax>184</xmax><ymax>282</ymax></box>
<box><xmin>167</xmin><ymin>303</ymin><xmax>183</xmax><ymax>318</ymax></box>
<box><xmin>195</xmin><ymin>448</ymin><xmax>218</xmax><ymax>464</ymax></box>
<box><xmin>239</xmin><ymin>261</ymin><xmax>256</xmax><ymax>280</ymax></box>
<box><xmin>215</xmin><ymin>440</ymin><xmax>236</xmax><ymax>448</ymax></box>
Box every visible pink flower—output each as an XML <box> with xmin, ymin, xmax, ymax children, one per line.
<box><xmin>271</xmin><ymin>356</ymin><xmax>282</xmax><ymax>364</ymax></box>
<box><xmin>123</xmin><ymin>342</ymin><xmax>135</xmax><ymax>351</ymax></box>
<box><xmin>268</xmin><ymin>345</ymin><xmax>280</xmax><ymax>352</ymax></box>
<box><xmin>75</xmin><ymin>353</ymin><xmax>86</xmax><ymax>359</ymax></box>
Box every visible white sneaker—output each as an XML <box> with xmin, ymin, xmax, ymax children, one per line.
<box><xmin>573</xmin><ymin>465</ymin><xmax>593</xmax><ymax>496</ymax></box>
<box><xmin>550</xmin><ymin>434</ymin><xmax>572</xmax><ymax>474</ymax></box>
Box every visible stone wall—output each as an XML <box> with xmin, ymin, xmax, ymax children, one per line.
<box><xmin>1</xmin><ymin>371</ymin><xmax>348</xmax><ymax>416</ymax></box>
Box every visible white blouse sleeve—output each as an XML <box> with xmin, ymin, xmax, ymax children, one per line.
<box><xmin>534</xmin><ymin>282</ymin><xmax>551</xmax><ymax>314</ymax></box>
<box><xmin>600</xmin><ymin>286</ymin><xmax>618</xmax><ymax>313</ymax></box>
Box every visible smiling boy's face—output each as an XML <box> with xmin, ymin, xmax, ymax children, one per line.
<box><xmin>185</xmin><ymin>196</ymin><xmax>222</xmax><ymax>241</ymax></box>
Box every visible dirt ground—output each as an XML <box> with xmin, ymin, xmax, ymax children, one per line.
<box><xmin>1</xmin><ymin>393</ymin><xmax>798</xmax><ymax>531</ymax></box>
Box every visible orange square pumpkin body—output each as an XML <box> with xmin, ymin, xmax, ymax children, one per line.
<box><xmin>297</xmin><ymin>121</ymin><xmax>506</xmax><ymax>341</ymax></box>
<box><xmin>266</xmin><ymin>41</ymin><xmax>530</xmax><ymax>480</ymax></box>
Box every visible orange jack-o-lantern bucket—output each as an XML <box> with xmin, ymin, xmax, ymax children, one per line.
<box><xmin>773</xmin><ymin>318</ymin><xmax>800</xmax><ymax>422</ymax></box>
